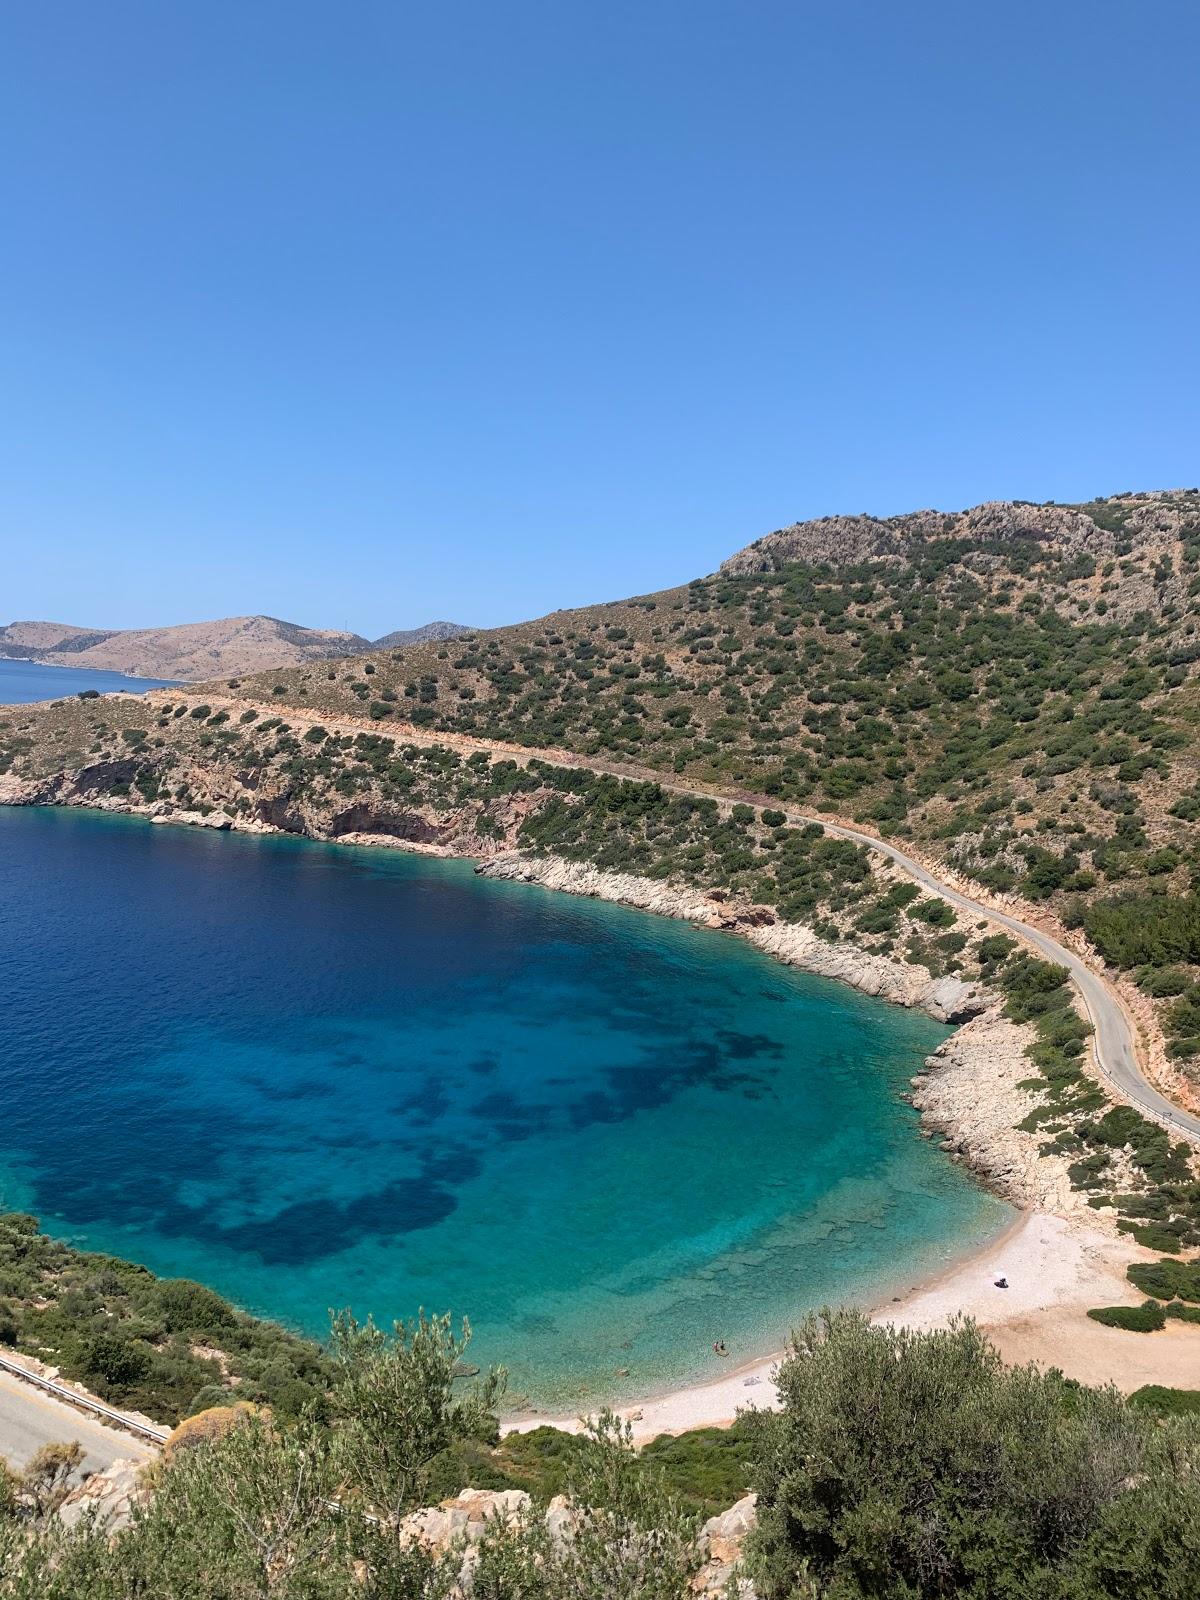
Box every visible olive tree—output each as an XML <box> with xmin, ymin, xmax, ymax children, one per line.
<box><xmin>329</xmin><ymin>1310</ymin><xmax>505</xmax><ymax>1529</ymax></box>
<box><xmin>747</xmin><ymin>1309</ymin><xmax>1200</xmax><ymax>1600</ymax></box>
<box><xmin>472</xmin><ymin>1411</ymin><xmax>699</xmax><ymax>1600</ymax></box>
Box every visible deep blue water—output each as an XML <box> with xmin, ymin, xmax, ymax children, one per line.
<box><xmin>0</xmin><ymin>807</ymin><xmax>1008</xmax><ymax>1406</ymax></box>
<box><xmin>0</xmin><ymin>659</ymin><xmax>178</xmax><ymax>703</ymax></box>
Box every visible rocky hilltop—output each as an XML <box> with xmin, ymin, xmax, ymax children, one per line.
<box><xmin>719</xmin><ymin>491</ymin><xmax>1197</xmax><ymax>620</ymax></box>
<box><xmin>0</xmin><ymin>614</ymin><xmax>369</xmax><ymax>681</ymax></box>
<box><xmin>0</xmin><ymin>620</ymin><xmax>118</xmax><ymax>654</ymax></box>
<box><xmin>373</xmin><ymin>621</ymin><xmax>473</xmax><ymax>649</ymax></box>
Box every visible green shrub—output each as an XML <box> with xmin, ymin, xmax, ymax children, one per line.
<box><xmin>1135</xmin><ymin>966</ymin><xmax>1192</xmax><ymax>998</ymax></box>
<box><xmin>641</xmin><ymin>1419</ymin><xmax>757</xmax><ymax>1515</ymax></box>
<box><xmin>1116</xmin><ymin>1220</ymin><xmax>1185</xmax><ymax>1253</ymax></box>
<box><xmin>1086</xmin><ymin>1301</ymin><xmax>1167</xmax><ymax>1332</ymax></box>
<box><xmin>79</xmin><ymin>1330</ymin><xmax>153</xmax><ymax>1384</ymax></box>
<box><xmin>186</xmin><ymin>1383</ymin><xmax>232</xmax><ymax>1416</ymax></box>
<box><xmin>1084</xmin><ymin>890</ymin><xmax>1200</xmax><ymax>968</ymax></box>
<box><xmin>157</xmin><ymin>1279</ymin><xmax>237</xmax><ymax>1332</ymax></box>
<box><xmin>1128</xmin><ymin>1384</ymin><xmax>1200</xmax><ymax>1416</ymax></box>
<box><xmin>910</xmin><ymin>896</ymin><xmax>956</xmax><ymax>926</ymax></box>
<box><xmin>1129</xmin><ymin>1258</ymin><xmax>1200</xmax><ymax>1303</ymax></box>
<box><xmin>749</xmin><ymin>1308</ymin><xmax>1197</xmax><ymax>1597</ymax></box>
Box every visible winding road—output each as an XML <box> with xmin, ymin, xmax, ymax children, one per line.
<box><xmin>807</xmin><ymin>815</ymin><xmax>1200</xmax><ymax>1144</ymax></box>
<box><xmin>3</xmin><ymin>691</ymin><xmax>1198</xmax><ymax>1468</ymax></box>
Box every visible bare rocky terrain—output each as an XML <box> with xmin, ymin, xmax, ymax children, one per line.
<box><xmin>0</xmin><ymin>615</ymin><xmax>471</xmax><ymax>681</ymax></box>
<box><xmin>0</xmin><ymin>615</ymin><xmax>369</xmax><ymax>680</ymax></box>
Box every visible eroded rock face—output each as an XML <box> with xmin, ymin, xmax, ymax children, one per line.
<box><xmin>694</xmin><ymin>1493</ymin><xmax>758</xmax><ymax>1596</ymax></box>
<box><xmin>392</xmin><ymin>1485</ymin><xmax>759</xmax><ymax>1598</ymax></box>
<box><xmin>398</xmin><ymin>1486</ymin><xmax>532</xmax><ymax>1551</ymax></box>
<box><xmin>56</xmin><ymin>1459</ymin><xmax>145</xmax><ymax>1534</ymax></box>
<box><xmin>910</xmin><ymin>1011</ymin><xmax>1089</xmax><ymax>1211</ymax></box>
<box><xmin>718</xmin><ymin>494</ymin><xmax>1200</xmax><ymax>623</ymax></box>
<box><xmin>327</xmin><ymin>804</ymin><xmax>443</xmax><ymax>842</ymax></box>
<box><xmin>719</xmin><ymin>499</ymin><xmax>1131</xmax><ymax>578</ymax></box>
<box><xmin>720</xmin><ymin>514</ymin><xmax>915</xmax><ymax>573</ymax></box>
<box><xmin>920</xmin><ymin>973</ymin><xmax>988</xmax><ymax>1024</ymax></box>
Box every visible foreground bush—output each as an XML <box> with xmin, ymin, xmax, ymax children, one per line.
<box><xmin>4</xmin><ymin>1310</ymin><xmax>1199</xmax><ymax>1596</ymax></box>
<box><xmin>748</xmin><ymin>1310</ymin><xmax>1200</xmax><ymax>1599</ymax></box>
<box><xmin>0</xmin><ymin>1410</ymin><xmax>695</xmax><ymax>1600</ymax></box>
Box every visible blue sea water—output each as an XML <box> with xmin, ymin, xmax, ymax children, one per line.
<box><xmin>0</xmin><ymin>807</ymin><xmax>1009</xmax><ymax>1407</ymax></box>
<box><xmin>0</xmin><ymin>659</ymin><xmax>178</xmax><ymax>703</ymax></box>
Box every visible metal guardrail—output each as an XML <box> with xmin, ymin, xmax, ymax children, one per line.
<box><xmin>0</xmin><ymin>1350</ymin><xmax>168</xmax><ymax>1446</ymax></box>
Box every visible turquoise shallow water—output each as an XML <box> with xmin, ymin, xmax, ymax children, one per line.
<box><xmin>0</xmin><ymin>807</ymin><xmax>1009</xmax><ymax>1407</ymax></box>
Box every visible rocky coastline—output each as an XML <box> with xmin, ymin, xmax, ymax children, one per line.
<box><xmin>476</xmin><ymin>851</ymin><xmax>989</xmax><ymax>1023</ymax></box>
<box><xmin>0</xmin><ymin>770</ymin><xmax>1091</xmax><ymax>1222</ymax></box>
<box><xmin>11</xmin><ymin>781</ymin><xmax>1178</xmax><ymax>1431</ymax></box>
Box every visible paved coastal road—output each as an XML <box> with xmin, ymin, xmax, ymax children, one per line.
<box><xmin>149</xmin><ymin>693</ymin><xmax>1200</xmax><ymax>1148</ymax></box>
<box><xmin>804</xmin><ymin>816</ymin><xmax>1200</xmax><ymax>1144</ymax></box>
<box><xmin>0</xmin><ymin>1365</ymin><xmax>156</xmax><ymax>1475</ymax></box>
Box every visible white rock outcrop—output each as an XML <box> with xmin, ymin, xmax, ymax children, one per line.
<box><xmin>477</xmin><ymin>853</ymin><xmax>986</xmax><ymax>1023</ymax></box>
<box><xmin>56</xmin><ymin>1458</ymin><xmax>145</xmax><ymax>1534</ymax></box>
<box><xmin>398</xmin><ymin>1485</ymin><xmax>532</xmax><ymax>1551</ymax></box>
<box><xmin>392</xmin><ymin>1484</ymin><xmax>758</xmax><ymax>1597</ymax></box>
<box><xmin>909</xmin><ymin>1009</ymin><xmax>1090</xmax><ymax>1212</ymax></box>
<box><xmin>694</xmin><ymin>1493</ymin><xmax>758</xmax><ymax>1595</ymax></box>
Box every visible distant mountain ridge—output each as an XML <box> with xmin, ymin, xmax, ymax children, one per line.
<box><xmin>0</xmin><ymin>614</ymin><xmax>470</xmax><ymax>682</ymax></box>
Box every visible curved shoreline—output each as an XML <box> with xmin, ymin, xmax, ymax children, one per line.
<box><xmin>504</xmin><ymin>1206</ymin><xmax>1200</xmax><ymax>1442</ymax></box>
<box><xmin>477</xmin><ymin>851</ymin><xmax>1199</xmax><ymax>1427</ymax></box>
<box><xmin>3</xmin><ymin>781</ymin><xmax>1195</xmax><ymax>1426</ymax></box>
<box><xmin>502</xmin><ymin>1210</ymin><xmax>1029</xmax><ymax>1441</ymax></box>
<box><xmin>5</xmin><ymin>687</ymin><xmax>1194</xmax><ymax>1137</ymax></box>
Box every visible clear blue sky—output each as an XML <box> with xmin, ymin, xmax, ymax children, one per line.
<box><xmin>3</xmin><ymin>2</ymin><xmax>1197</xmax><ymax>638</ymax></box>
